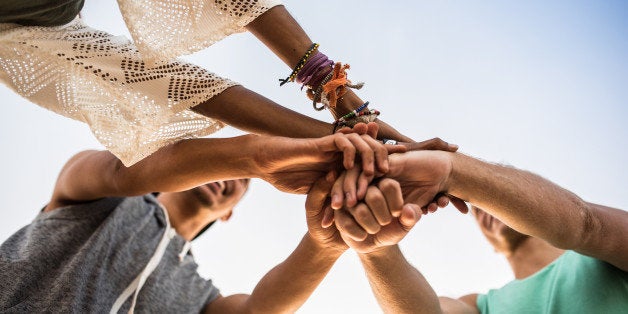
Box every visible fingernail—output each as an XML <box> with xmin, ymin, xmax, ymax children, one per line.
<box><xmin>332</xmin><ymin>194</ymin><xmax>341</xmax><ymax>208</ymax></box>
<box><xmin>345</xmin><ymin>192</ymin><xmax>353</xmax><ymax>203</ymax></box>
<box><xmin>449</xmin><ymin>143</ymin><xmax>459</xmax><ymax>150</ymax></box>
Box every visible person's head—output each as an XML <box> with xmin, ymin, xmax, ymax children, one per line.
<box><xmin>157</xmin><ymin>178</ymin><xmax>251</xmax><ymax>239</ymax></box>
<box><xmin>471</xmin><ymin>205</ymin><xmax>529</xmax><ymax>256</ymax></box>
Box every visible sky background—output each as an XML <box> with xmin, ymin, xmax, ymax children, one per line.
<box><xmin>1</xmin><ymin>1</ymin><xmax>627</xmax><ymax>313</ymax></box>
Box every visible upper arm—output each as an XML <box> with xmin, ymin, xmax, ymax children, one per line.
<box><xmin>576</xmin><ymin>203</ymin><xmax>628</xmax><ymax>271</ymax></box>
<box><xmin>45</xmin><ymin>150</ymin><xmax>126</xmax><ymax>211</ymax></box>
<box><xmin>439</xmin><ymin>295</ymin><xmax>479</xmax><ymax>314</ymax></box>
<box><xmin>203</xmin><ymin>294</ymin><xmax>250</xmax><ymax>314</ymax></box>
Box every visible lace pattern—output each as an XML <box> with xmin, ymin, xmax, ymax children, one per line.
<box><xmin>0</xmin><ymin>18</ymin><xmax>238</xmax><ymax>166</ymax></box>
<box><xmin>117</xmin><ymin>0</ymin><xmax>282</xmax><ymax>65</ymax></box>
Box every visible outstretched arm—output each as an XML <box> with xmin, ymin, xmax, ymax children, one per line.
<box><xmin>204</xmin><ymin>172</ymin><xmax>348</xmax><ymax>313</ymax></box>
<box><xmin>204</xmin><ymin>234</ymin><xmax>344</xmax><ymax>314</ymax></box>
<box><xmin>46</xmin><ymin>133</ymin><xmax>391</xmax><ymax>210</ymax></box>
<box><xmin>387</xmin><ymin>151</ymin><xmax>628</xmax><ymax>271</ymax></box>
<box><xmin>245</xmin><ymin>5</ymin><xmax>413</xmax><ymax>142</ymax></box>
<box><xmin>331</xmin><ymin>178</ymin><xmax>444</xmax><ymax>313</ymax></box>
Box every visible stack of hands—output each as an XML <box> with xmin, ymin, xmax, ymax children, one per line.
<box><xmin>295</xmin><ymin>122</ymin><xmax>467</xmax><ymax>255</ymax></box>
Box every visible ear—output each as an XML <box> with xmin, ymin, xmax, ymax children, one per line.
<box><xmin>220</xmin><ymin>210</ymin><xmax>233</xmax><ymax>221</ymax></box>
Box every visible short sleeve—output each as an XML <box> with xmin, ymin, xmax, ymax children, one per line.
<box><xmin>117</xmin><ymin>0</ymin><xmax>283</xmax><ymax>66</ymax></box>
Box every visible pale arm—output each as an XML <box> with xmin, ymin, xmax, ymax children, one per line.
<box><xmin>204</xmin><ymin>234</ymin><xmax>343</xmax><ymax>314</ymax></box>
<box><xmin>388</xmin><ymin>151</ymin><xmax>628</xmax><ymax>271</ymax></box>
<box><xmin>446</xmin><ymin>153</ymin><xmax>628</xmax><ymax>271</ymax></box>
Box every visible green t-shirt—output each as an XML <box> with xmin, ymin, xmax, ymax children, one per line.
<box><xmin>477</xmin><ymin>251</ymin><xmax>628</xmax><ymax>313</ymax></box>
<box><xmin>0</xmin><ymin>0</ymin><xmax>85</xmax><ymax>26</ymax></box>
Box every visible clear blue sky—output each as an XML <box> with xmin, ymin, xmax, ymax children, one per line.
<box><xmin>1</xmin><ymin>1</ymin><xmax>626</xmax><ymax>313</ymax></box>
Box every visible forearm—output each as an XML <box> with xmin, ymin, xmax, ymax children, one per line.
<box><xmin>194</xmin><ymin>85</ymin><xmax>333</xmax><ymax>138</ymax></box>
<box><xmin>246</xmin><ymin>7</ymin><xmax>412</xmax><ymax>142</ymax></box>
<box><xmin>243</xmin><ymin>234</ymin><xmax>344</xmax><ymax>313</ymax></box>
<box><xmin>448</xmin><ymin>153</ymin><xmax>589</xmax><ymax>247</ymax></box>
<box><xmin>359</xmin><ymin>245</ymin><xmax>441</xmax><ymax>314</ymax></box>
<box><xmin>115</xmin><ymin>135</ymin><xmax>265</xmax><ymax>194</ymax></box>
<box><xmin>448</xmin><ymin>153</ymin><xmax>628</xmax><ymax>269</ymax></box>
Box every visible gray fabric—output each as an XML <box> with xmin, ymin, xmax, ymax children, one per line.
<box><xmin>0</xmin><ymin>195</ymin><xmax>220</xmax><ymax>313</ymax></box>
<box><xmin>0</xmin><ymin>0</ymin><xmax>85</xmax><ymax>26</ymax></box>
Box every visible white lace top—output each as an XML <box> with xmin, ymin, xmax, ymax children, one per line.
<box><xmin>0</xmin><ymin>0</ymin><xmax>282</xmax><ymax>165</ymax></box>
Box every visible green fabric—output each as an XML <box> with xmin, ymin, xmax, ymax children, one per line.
<box><xmin>0</xmin><ymin>0</ymin><xmax>84</xmax><ymax>26</ymax></box>
<box><xmin>477</xmin><ymin>251</ymin><xmax>628</xmax><ymax>313</ymax></box>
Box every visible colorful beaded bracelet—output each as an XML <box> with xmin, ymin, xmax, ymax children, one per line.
<box><xmin>334</xmin><ymin>101</ymin><xmax>370</xmax><ymax>124</ymax></box>
<box><xmin>279</xmin><ymin>43</ymin><xmax>319</xmax><ymax>86</ymax></box>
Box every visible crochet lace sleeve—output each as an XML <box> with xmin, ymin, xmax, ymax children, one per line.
<box><xmin>117</xmin><ymin>0</ymin><xmax>283</xmax><ymax>65</ymax></box>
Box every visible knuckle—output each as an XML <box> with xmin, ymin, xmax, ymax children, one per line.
<box><xmin>364</xmin><ymin>186</ymin><xmax>382</xmax><ymax>203</ymax></box>
<box><xmin>378</xmin><ymin>178</ymin><xmax>400</xmax><ymax>191</ymax></box>
<box><xmin>354</xmin><ymin>205</ymin><xmax>372</xmax><ymax>221</ymax></box>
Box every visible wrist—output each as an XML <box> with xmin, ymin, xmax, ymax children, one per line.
<box><xmin>358</xmin><ymin>245</ymin><xmax>400</xmax><ymax>260</ymax></box>
<box><xmin>333</xmin><ymin>90</ymin><xmax>363</xmax><ymax>118</ymax></box>
<box><xmin>304</xmin><ymin>233</ymin><xmax>347</xmax><ymax>257</ymax></box>
<box><xmin>446</xmin><ymin>152</ymin><xmax>466</xmax><ymax>196</ymax></box>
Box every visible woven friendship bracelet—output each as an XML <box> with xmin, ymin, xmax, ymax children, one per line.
<box><xmin>279</xmin><ymin>43</ymin><xmax>319</xmax><ymax>86</ymax></box>
<box><xmin>310</xmin><ymin>70</ymin><xmax>334</xmax><ymax>111</ymax></box>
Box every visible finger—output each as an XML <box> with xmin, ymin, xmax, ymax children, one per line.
<box><xmin>333</xmin><ymin>134</ymin><xmax>356</xmax><ymax>169</ymax></box>
<box><xmin>385</xmin><ymin>143</ymin><xmax>408</xmax><ymax>154</ymax></box>
<box><xmin>437</xmin><ymin>195</ymin><xmax>450</xmax><ymax>208</ymax></box>
<box><xmin>365</xmin><ymin>122</ymin><xmax>379</xmax><ymax>138</ymax></box>
<box><xmin>347</xmin><ymin>203</ymin><xmax>381</xmax><ymax>234</ymax></box>
<box><xmin>335</xmin><ymin>209</ymin><xmax>368</xmax><ymax>241</ymax></box>
<box><xmin>342</xmin><ymin>167</ymin><xmax>361</xmax><ymax>208</ymax></box>
<box><xmin>450</xmin><ymin>195</ymin><xmax>469</xmax><ymax>214</ymax></box>
<box><xmin>361</xmin><ymin>134</ymin><xmax>389</xmax><ymax>174</ymax></box>
<box><xmin>305</xmin><ymin>176</ymin><xmax>335</xmax><ymax>221</ymax></box>
<box><xmin>356</xmin><ymin>171</ymin><xmax>373</xmax><ymax>201</ymax></box>
<box><xmin>404</xmin><ymin>137</ymin><xmax>458</xmax><ymax>152</ymax></box>
<box><xmin>336</xmin><ymin>126</ymin><xmax>353</xmax><ymax>134</ymax></box>
<box><xmin>306</xmin><ymin>176</ymin><xmax>334</xmax><ymax>209</ymax></box>
<box><xmin>331</xmin><ymin>171</ymin><xmax>347</xmax><ymax>210</ymax></box>
<box><xmin>321</xmin><ymin>205</ymin><xmax>335</xmax><ymax>228</ymax></box>
<box><xmin>345</xmin><ymin>133</ymin><xmax>375</xmax><ymax>176</ymax></box>
<box><xmin>399</xmin><ymin>204</ymin><xmax>421</xmax><ymax>231</ymax></box>
<box><xmin>351</xmin><ymin>123</ymin><xmax>368</xmax><ymax>135</ymax></box>
<box><xmin>378</xmin><ymin>179</ymin><xmax>404</xmax><ymax>217</ymax></box>
<box><xmin>426</xmin><ymin>202</ymin><xmax>438</xmax><ymax>213</ymax></box>
<box><xmin>364</xmin><ymin>185</ymin><xmax>393</xmax><ymax>226</ymax></box>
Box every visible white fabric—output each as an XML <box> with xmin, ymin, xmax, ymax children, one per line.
<box><xmin>0</xmin><ymin>0</ymin><xmax>282</xmax><ymax>165</ymax></box>
<box><xmin>110</xmin><ymin>203</ymin><xmax>176</xmax><ymax>314</ymax></box>
<box><xmin>118</xmin><ymin>0</ymin><xmax>282</xmax><ymax>66</ymax></box>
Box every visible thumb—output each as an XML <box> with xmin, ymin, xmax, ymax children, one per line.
<box><xmin>399</xmin><ymin>204</ymin><xmax>421</xmax><ymax>231</ymax></box>
<box><xmin>306</xmin><ymin>172</ymin><xmax>336</xmax><ymax>213</ymax></box>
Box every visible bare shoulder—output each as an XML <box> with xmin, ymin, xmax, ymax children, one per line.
<box><xmin>439</xmin><ymin>294</ymin><xmax>479</xmax><ymax>314</ymax></box>
<box><xmin>44</xmin><ymin>150</ymin><xmax>119</xmax><ymax>212</ymax></box>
